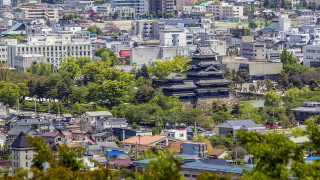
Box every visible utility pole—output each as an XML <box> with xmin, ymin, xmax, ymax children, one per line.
<box><xmin>17</xmin><ymin>99</ymin><xmax>19</xmax><ymax>115</ymax></box>
<box><xmin>34</xmin><ymin>99</ymin><xmax>37</xmax><ymax>115</ymax></box>
<box><xmin>48</xmin><ymin>101</ymin><xmax>50</xmax><ymax>114</ymax></box>
<box><xmin>235</xmin><ymin>137</ymin><xmax>238</xmax><ymax>165</ymax></box>
<box><xmin>157</xmin><ymin>116</ymin><xmax>160</xmax><ymax>135</ymax></box>
<box><xmin>173</xmin><ymin>111</ymin><xmax>176</xmax><ymax>129</ymax></box>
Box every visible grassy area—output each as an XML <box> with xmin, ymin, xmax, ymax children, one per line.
<box><xmin>266</xmin><ymin>128</ymin><xmax>292</xmax><ymax>135</ymax></box>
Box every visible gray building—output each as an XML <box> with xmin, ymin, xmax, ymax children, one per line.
<box><xmin>0</xmin><ymin>102</ymin><xmax>9</xmax><ymax>117</ymax></box>
<box><xmin>130</xmin><ymin>20</ymin><xmax>165</xmax><ymax>39</ymax></box>
<box><xmin>219</xmin><ymin>119</ymin><xmax>266</xmax><ymax>136</ymax></box>
<box><xmin>130</xmin><ymin>45</ymin><xmax>196</xmax><ymax>65</ymax></box>
<box><xmin>292</xmin><ymin>102</ymin><xmax>320</xmax><ymax>123</ymax></box>
<box><xmin>11</xmin><ymin>132</ymin><xmax>34</xmax><ymax>178</ymax></box>
<box><xmin>14</xmin><ymin>54</ymin><xmax>47</xmax><ymax>72</ymax></box>
<box><xmin>241</xmin><ymin>42</ymin><xmax>266</xmax><ymax>60</ymax></box>
<box><xmin>182</xmin><ymin>142</ymin><xmax>207</xmax><ymax>159</ymax></box>
<box><xmin>96</xmin><ymin>118</ymin><xmax>128</xmax><ymax>132</ymax></box>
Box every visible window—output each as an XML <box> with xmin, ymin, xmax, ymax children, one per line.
<box><xmin>184</xmin><ymin>174</ymin><xmax>190</xmax><ymax>177</ymax></box>
<box><xmin>26</xmin><ymin>162</ymin><xmax>28</xmax><ymax>167</ymax></box>
<box><xmin>26</xmin><ymin>150</ymin><xmax>28</xmax><ymax>153</ymax></box>
<box><xmin>26</xmin><ymin>155</ymin><xmax>28</xmax><ymax>159</ymax></box>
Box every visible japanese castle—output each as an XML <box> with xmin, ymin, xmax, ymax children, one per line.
<box><xmin>161</xmin><ymin>46</ymin><xmax>230</xmax><ymax>100</ymax></box>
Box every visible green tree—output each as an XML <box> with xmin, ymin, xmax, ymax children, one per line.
<box><xmin>96</xmin><ymin>27</ymin><xmax>103</xmax><ymax>35</ymax></box>
<box><xmin>95</xmin><ymin>48</ymin><xmax>119</xmax><ymax>66</ymax></box>
<box><xmin>236</xmin><ymin>130</ymin><xmax>303</xmax><ymax>179</ymax></box>
<box><xmin>135</xmin><ymin>149</ymin><xmax>183</xmax><ymax>180</ymax></box>
<box><xmin>87</xmin><ymin>27</ymin><xmax>96</xmax><ymax>34</ymax></box>
<box><xmin>75</xmin><ymin>57</ymin><xmax>92</xmax><ymax>68</ymax></box>
<box><xmin>0</xmin><ymin>81</ymin><xmax>21</xmax><ymax>106</ymax></box>
<box><xmin>60</xmin><ymin>57</ymin><xmax>81</xmax><ymax>79</ymax></box>
<box><xmin>249</xmin><ymin>20</ymin><xmax>258</xmax><ymax>30</ymax></box>
<box><xmin>264</xmin><ymin>90</ymin><xmax>281</xmax><ymax>107</ymax></box>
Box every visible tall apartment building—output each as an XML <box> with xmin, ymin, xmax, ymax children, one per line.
<box><xmin>7</xmin><ymin>35</ymin><xmax>92</xmax><ymax>70</ymax></box>
<box><xmin>208</xmin><ymin>3</ymin><xmax>243</xmax><ymax>21</ymax></box>
<box><xmin>303</xmin><ymin>45</ymin><xmax>320</xmax><ymax>67</ymax></box>
<box><xmin>21</xmin><ymin>6</ymin><xmax>59</xmax><ymax>22</ymax></box>
<box><xmin>110</xmin><ymin>0</ymin><xmax>149</xmax><ymax>16</ymax></box>
<box><xmin>149</xmin><ymin>0</ymin><xmax>188</xmax><ymax>14</ymax></box>
<box><xmin>130</xmin><ymin>20</ymin><xmax>165</xmax><ymax>39</ymax></box>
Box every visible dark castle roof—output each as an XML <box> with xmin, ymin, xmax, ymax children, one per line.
<box><xmin>11</xmin><ymin>132</ymin><xmax>30</xmax><ymax>148</ymax></box>
<box><xmin>165</xmin><ymin>72</ymin><xmax>186</xmax><ymax>80</ymax></box>
<box><xmin>193</xmin><ymin>46</ymin><xmax>218</xmax><ymax>56</ymax></box>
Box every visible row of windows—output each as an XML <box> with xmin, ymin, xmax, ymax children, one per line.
<box><xmin>17</xmin><ymin>45</ymin><xmax>90</xmax><ymax>52</ymax></box>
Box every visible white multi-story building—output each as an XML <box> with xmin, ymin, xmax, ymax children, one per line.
<box><xmin>96</xmin><ymin>3</ymin><xmax>111</xmax><ymax>13</ymax></box>
<box><xmin>278</xmin><ymin>14</ymin><xmax>291</xmax><ymax>31</ymax></box>
<box><xmin>111</xmin><ymin>7</ymin><xmax>135</xmax><ymax>18</ymax></box>
<box><xmin>208</xmin><ymin>3</ymin><xmax>243</xmax><ymax>21</ymax></box>
<box><xmin>303</xmin><ymin>45</ymin><xmax>320</xmax><ymax>67</ymax></box>
<box><xmin>160</xmin><ymin>29</ymin><xmax>187</xmax><ymax>46</ymax></box>
<box><xmin>21</xmin><ymin>6</ymin><xmax>59</xmax><ymax>22</ymax></box>
<box><xmin>110</xmin><ymin>0</ymin><xmax>148</xmax><ymax>16</ymax></box>
<box><xmin>297</xmin><ymin>16</ymin><xmax>315</xmax><ymax>26</ymax></box>
<box><xmin>7</xmin><ymin>35</ymin><xmax>92</xmax><ymax>69</ymax></box>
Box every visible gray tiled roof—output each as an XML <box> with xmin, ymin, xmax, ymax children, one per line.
<box><xmin>11</xmin><ymin>132</ymin><xmax>30</xmax><ymax>148</ymax></box>
<box><xmin>225</xmin><ymin>119</ymin><xmax>256</xmax><ymax>127</ymax></box>
<box><xmin>85</xmin><ymin>111</ymin><xmax>112</xmax><ymax>117</ymax></box>
<box><xmin>8</xmin><ymin>126</ymin><xmax>31</xmax><ymax>136</ymax></box>
<box><xmin>165</xmin><ymin>72</ymin><xmax>186</xmax><ymax>80</ymax></box>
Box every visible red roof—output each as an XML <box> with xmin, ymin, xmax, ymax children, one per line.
<box><xmin>119</xmin><ymin>50</ymin><xmax>130</xmax><ymax>58</ymax></box>
<box><xmin>111</xmin><ymin>159</ymin><xmax>132</xmax><ymax>167</ymax></box>
<box><xmin>42</xmin><ymin>132</ymin><xmax>59</xmax><ymax>138</ymax></box>
<box><xmin>0</xmin><ymin>160</ymin><xmax>11</xmax><ymax>167</ymax></box>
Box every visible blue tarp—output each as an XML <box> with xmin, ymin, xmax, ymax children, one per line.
<box><xmin>306</xmin><ymin>156</ymin><xmax>320</xmax><ymax>162</ymax></box>
<box><xmin>105</xmin><ymin>150</ymin><xmax>124</xmax><ymax>156</ymax></box>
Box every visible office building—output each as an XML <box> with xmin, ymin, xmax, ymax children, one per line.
<box><xmin>110</xmin><ymin>0</ymin><xmax>149</xmax><ymax>16</ymax></box>
<box><xmin>208</xmin><ymin>3</ymin><xmax>243</xmax><ymax>21</ymax></box>
<box><xmin>7</xmin><ymin>35</ymin><xmax>92</xmax><ymax>69</ymax></box>
<box><xmin>21</xmin><ymin>6</ymin><xmax>59</xmax><ymax>22</ymax></box>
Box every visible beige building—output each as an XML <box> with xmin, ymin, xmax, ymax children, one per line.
<box><xmin>208</xmin><ymin>3</ymin><xmax>243</xmax><ymax>21</ymax></box>
<box><xmin>11</xmin><ymin>132</ymin><xmax>34</xmax><ymax>178</ymax></box>
<box><xmin>21</xmin><ymin>6</ymin><xmax>59</xmax><ymax>22</ymax></box>
<box><xmin>81</xmin><ymin>111</ymin><xmax>113</xmax><ymax>124</ymax></box>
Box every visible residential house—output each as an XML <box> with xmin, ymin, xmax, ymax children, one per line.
<box><xmin>118</xmin><ymin>50</ymin><xmax>130</xmax><ymax>63</ymax></box>
<box><xmin>41</xmin><ymin>132</ymin><xmax>64</xmax><ymax>145</ymax></box>
<box><xmin>133</xmin><ymin>157</ymin><xmax>251</xmax><ymax>179</ymax></box>
<box><xmin>209</xmin><ymin>148</ymin><xmax>228</xmax><ymax>159</ymax></box>
<box><xmin>92</xmin><ymin>132</ymin><xmax>117</xmax><ymax>142</ymax></box>
<box><xmin>291</xmin><ymin>102</ymin><xmax>320</xmax><ymax>122</ymax></box>
<box><xmin>182</xmin><ymin>142</ymin><xmax>207</xmax><ymax>158</ymax></box>
<box><xmin>10</xmin><ymin>118</ymin><xmax>52</xmax><ymax>134</ymax></box>
<box><xmin>162</xmin><ymin>129</ymin><xmax>187</xmax><ymax>140</ymax></box>
<box><xmin>81</xmin><ymin>111</ymin><xmax>113</xmax><ymax>124</ymax></box>
<box><xmin>7</xmin><ymin>126</ymin><xmax>40</xmax><ymax>141</ymax></box>
<box><xmin>87</xmin><ymin>142</ymin><xmax>119</xmax><ymax>155</ymax></box>
<box><xmin>122</xmin><ymin>135</ymin><xmax>183</xmax><ymax>149</ymax></box>
<box><xmin>95</xmin><ymin>118</ymin><xmax>128</xmax><ymax>132</ymax></box>
<box><xmin>112</xmin><ymin>127</ymin><xmax>152</xmax><ymax>141</ymax></box>
<box><xmin>219</xmin><ymin>119</ymin><xmax>266</xmax><ymax>136</ymax></box>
